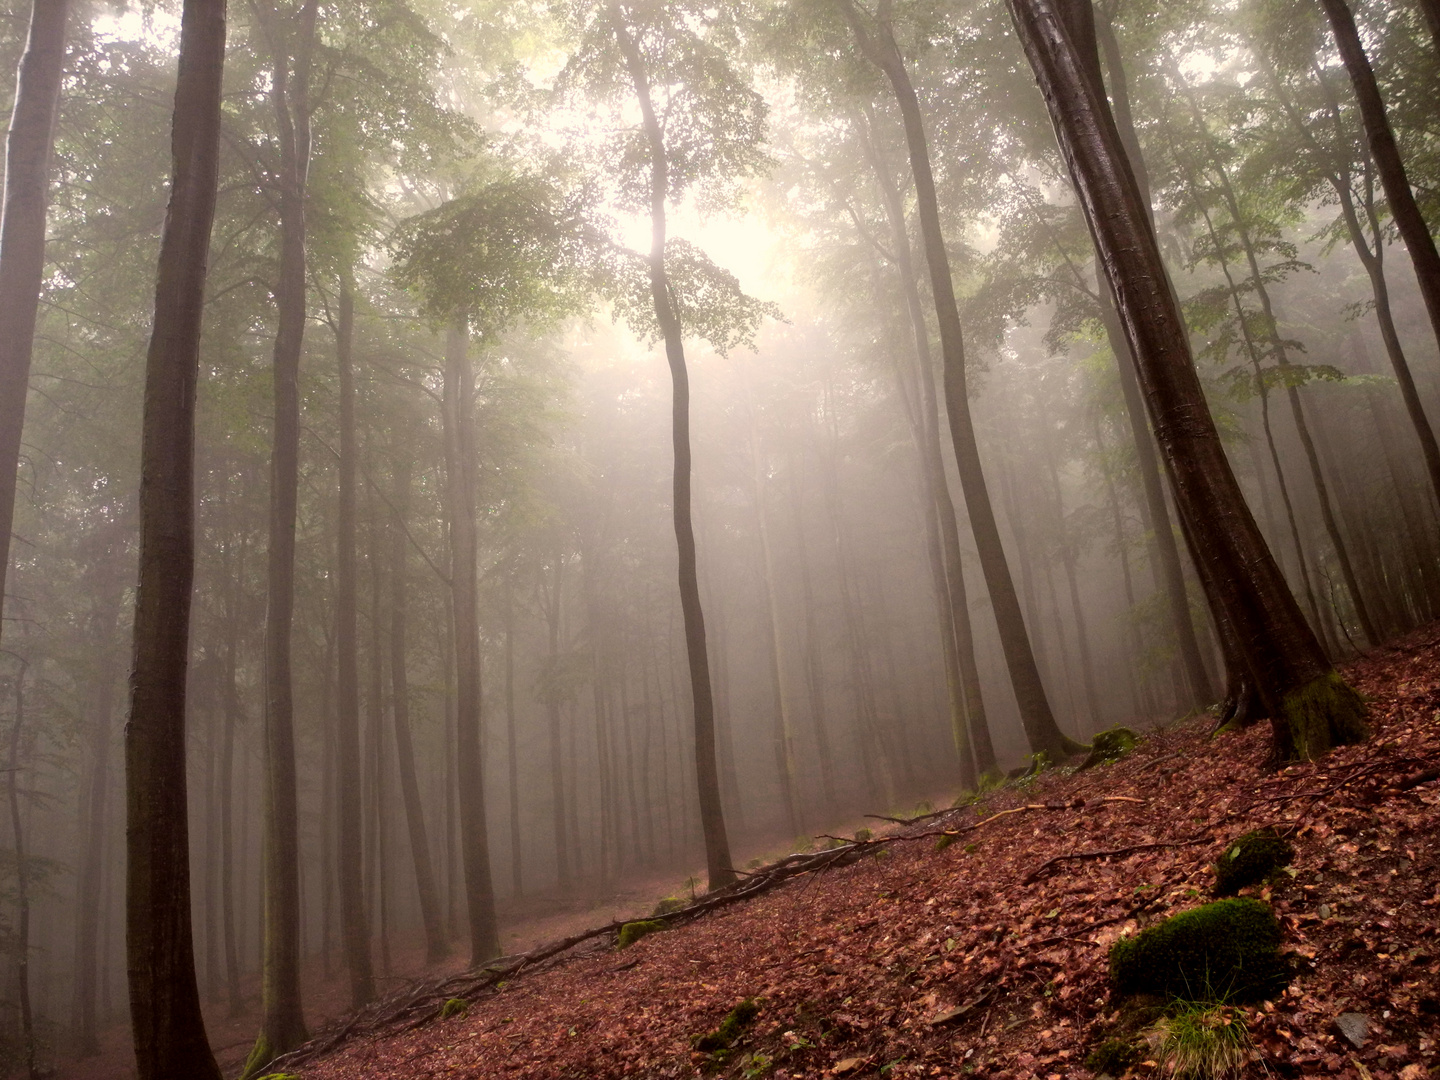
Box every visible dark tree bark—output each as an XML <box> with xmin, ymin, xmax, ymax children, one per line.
<box><xmin>609</xmin><ymin>6</ymin><xmax>735</xmax><ymax>889</ymax></box>
<box><xmin>123</xmin><ymin>1</ymin><xmax>227</xmax><ymax>1074</ymax></box>
<box><xmin>1417</xmin><ymin>0</ymin><xmax>1440</xmax><ymax>58</ymax></box>
<box><xmin>389</xmin><ymin>456</ymin><xmax>449</xmax><ymax>959</ymax></box>
<box><xmin>0</xmin><ymin>0</ymin><xmax>68</xmax><ymax>650</ymax></box>
<box><xmin>1321</xmin><ymin>0</ymin><xmax>1440</xmax><ymax>366</ymax></box>
<box><xmin>332</xmin><ymin>279</ymin><xmax>375</xmax><ymax>1007</ymax></box>
<box><xmin>248</xmin><ymin>4</ymin><xmax>317</xmax><ymax>1069</ymax></box>
<box><xmin>1008</xmin><ymin>0</ymin><xmax>1368</xmax><ymax>760</ymax></box>
<box><xmin>442</xmin><ymin>319</ymin><xmax>500</xmax><ymax>962</ymax></box>
<box><xmin>219</xmin><ymin>543</ymin><xmax>244</xmax><ymax>1017</ymax></box>
<box><xmin>837</xmin><ymin>0</ymin><xmax>1082</xmax><ymax>760</ymax></box>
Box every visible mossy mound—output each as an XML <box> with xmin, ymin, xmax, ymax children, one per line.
<box><xmin>651</xmin><ymin>896</ymin><xmax>686</xmax><ymax>917</ymax></box>
<box><xmin>617</xmin><ymin>919</ymin><xmax>667</xmax><ymax>949</ymax></box>
<box><xmin>1080</xmin><ymin>727</ymin><xmax>1140</xmax><ymax>770</ymax></box>
<box><xmin>694</xmin><ymin>998</ymin><xmax>762</xmax><ymax>1053</ymax></box>
<box><xmin>1085</xmin><ymin>1036</ymin><xmax>1141</xmax><ymax>1076</ymax></box>
<box><xmin>1213</xmin><ymin>828</ymin><xmax>1294</xmax><ymax>896</ymax></box>
<box><xmin>1276</xmin><ymin>671</ymin><xmax>1369</xmax><ymax>762</ymax></box>
<box><xmin>1109</xmin><ymin>898</ymin><xmax>1289</xmax><ymax>1002</ymax></box>
<box><xmin>440</xmin><ymin>997</ymin><xmax>469</xmax><ymax>1019</ymax></box>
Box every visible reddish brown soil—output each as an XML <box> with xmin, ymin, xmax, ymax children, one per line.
<box><xmin>287</xmin><ymin>628</ymin><xmax>1440</xmax><ymax>1080</ymax></box>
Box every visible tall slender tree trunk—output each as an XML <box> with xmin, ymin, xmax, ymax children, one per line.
<box><xmin>859</xmin><ymin>117</ymin><xmax>996</xmax><ymax>778</ymax></box>
<box><xmin>220</xmin><ymin>566</ymin><xmax>244</xmax><ymax>1017</ymax></box>
<box><xmin>504</xmin><ymin>583</ymin><xmax>523</xmax><ymax>896</ymax></box>
<box><xmin>71</xmin><ymin>573</ymin><xmax>122</xmax><ymax>1056</ymax></box>
<box><xmin>787</xmin><ymin>458</ymin><xmax>837</xmax><ymax>813</ymax></box>
<box><xmin>124</xmin><ymin>2</ymin><xmax>226</xmax><ymax>1074</ymax></box>
<box><xmin>249</xmin><ymin>4</ymin><xmax>317</xmax><ymax>1068</ymax></box>
<box><xmin>541</xmin><ymin>556</ymin><xmax>570</xmax><ymax>888</ymax></box>
<box><xmin>1008</xmin><ymin>0</ymin><xmax>1368</xmax><ymax>760</ymax></box>
<box><xmin>441</xmin><ymin>319</ymin><xmax>500</xmax><ymax>962</ymax></box>
<box><xmin>838</xmin><ymin>0</ymin><xmax>1080</xmax><ymax>758</ymax></box>
<box><xmin>0</xmin><ymin>0</ymin><xmax>69</xmax><ymax>650</ymax></box>
<box><xmin>332</xmin><ymin>279</ymin><xmax>374</xmax><ymax>1007</ymax></box>
<box><xmin>610</xmin><ymin>6</ymin><xmax>734</xmax><ymax>889</ymax></box>
<box><xmin>389</xmin><ymin>456</ymin><xmax>448</xmax><ymax>961</ymax></box>
<box><xmin>744</xmin><ymin>379</ymin><xmax>802</xmax><ymax>835</ymax></box>
<box><xmin>9</xmin><ymin>665</ymin><xmax>36</xmax><ymax>1080</ymax></box>
<box><xmin>1321</xmin><ymin>0</ymin><xmax>1440</xmax><ymax>360</ymax></box>
<box><xmin>366</xmin><ymin>505</ymin><xmax>391</xmax><ymax>977</ymax></box>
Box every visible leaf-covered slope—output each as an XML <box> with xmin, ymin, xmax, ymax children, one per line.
<box><xmin>301</xmin><ymin>630</ymin><xmax>1440</xmax><ymax>1080</ymax></box>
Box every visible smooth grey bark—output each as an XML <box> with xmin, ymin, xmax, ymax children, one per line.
<box><xmin>124</xmin><ymin>1</ymin><xmax>226</xmax><ymax>1074</ymax></box>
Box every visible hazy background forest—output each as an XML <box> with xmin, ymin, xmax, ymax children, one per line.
<box><xmin>0</xmin><ymin>0</ymin><xmax>1437</xmax><ymax>1072</ymax></box>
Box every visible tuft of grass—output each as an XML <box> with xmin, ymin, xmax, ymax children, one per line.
<box><xmin>1145</xmin><ymin>1002</ymin><xmax>1252</xmax><ymax>1079</ymax></box>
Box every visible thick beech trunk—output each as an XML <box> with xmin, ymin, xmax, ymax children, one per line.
<box><xmin>124</xmin><ymin>2</ymin><xmax>226</xmax><ymax>1075</ymax></box>
<box><xmin>838</xmin><ymin>0</ymin><xmax>1080</xmax><ymax>759</ymax></box>
<box><xmin>1009</xmin><ymin>0</ymin><xmax>1368</xmax><ymax>760</ymax></box>
<box><xmin>0</xmin><ymin>0</ymin><xmax>68</xmax><ymax>647</ymax></box>
<box><xmin>610</xmin><ymin>7</ymin><xmax>734</xmax><ymax>889</ymax></box>
<box><xmin>332</xmin><ymin>280</ymin><xmax>375</xmax><ymax>1007</ymax></box>
<box><xmin>250</xmin><ymin>5</ymin><xmax>317</xmax><ymax>1068</ymax></box>
<box><xmin>442</xmin><ymin>320</ymin><xmax>500</xmax><ymax>962</ymax></box>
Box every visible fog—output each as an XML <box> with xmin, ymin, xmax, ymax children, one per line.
<box><xmin>0</xmin><ymin>0</ymin><xmax>1436</xmax><ymax>1073</ymax></box>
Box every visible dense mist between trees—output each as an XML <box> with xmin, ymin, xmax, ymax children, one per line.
<box><xmin>0</xmin><ymin>0</ymin><xmax>1436</xmax><ymax>1072</ymax></box>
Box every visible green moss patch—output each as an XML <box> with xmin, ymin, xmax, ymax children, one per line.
<box><xmin>1084</xmin><ymin>1036</ymin><xmax>1141</xmax><ymax>1076</ymax></box>
<box><xmin>617</xmin><ymin>919</ymin><xmax>667</xmax><ymax>949</ymax></box>
<box><xmin>1213</xmin><ymin>827</ymin><xmax>1294</xmax><ymax>896</ymax></box>
<box><xmin>1081</xmin><ymin>727</ymin><xmax>1139</xmax><ymax>770</ymax></box>
<box><xmin>1277</xmin><ymin>671</ymin><xmax>1369</xmax><ymax>762</ymax></box>
<box><xmin>694</xmin><ymin>997</ymin><xmax>762</xmax><ymax>1053</ymax></box>
<box><xmin>440</xmin><ymin>997</ymin><xmax>469</xmax><ymax>1019</ymax></box>
<box><xmin>1108</xmin><ymin>898</ymin><xmax>1289</xmax><ymax>1002</ymax></box>
<box><xmin>651</xmin><ymin>896</ymin><xmax>686</xmax><ymax>917</ymax></box>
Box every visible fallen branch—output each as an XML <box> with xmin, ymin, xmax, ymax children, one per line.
<box><xmin>1023</xmin><ymin>836</ymin><xmax>1209</xmax><ymax>884</ymax></box>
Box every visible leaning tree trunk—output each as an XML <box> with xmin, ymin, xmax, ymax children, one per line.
<box><xmin>332</xmin><ymin>279</ymin><xmax>375</xmax><ymax>1007</ymax></box>
<box><xmin>838</xmin><ymin>0</ymin><xmax>1082</xmax><ymax>760</ymax></box>
<box><xmin>0</xmin><ymin>0</ymin><xmax>68</xmax><ymax>656</ymax></box>
<box><xmin>248</xmin><ymin>5</ymin><xmax>317</xmax><ymax>1070</ymax></box>
<box><xmin>442</xmin><ymin>319</ymin><xmax>500</xmax><ymax>963</ymax></box>
<box><xmin>1009</xmin><ymin>0</ymin><xmax>1368</xmax><ymax>761</ymax></box>
<box><xmin>124</xmin><ymin>1</ymin><xmax>227</xmax><ymax>1075</ymax></box>
<box><xmin>389</xmin><ymin>455</ymin><xmax>449</xmax><ymax>961</ymax></box>
<box><xmin>1321</xmin><ymin>0</ymin><xmax>1440</xmax><ymax>365</ymax></box>
<box><xmin>610</xmin><ymin>6</ymin><xmax>735</xmax><ymax>889</ymax></box>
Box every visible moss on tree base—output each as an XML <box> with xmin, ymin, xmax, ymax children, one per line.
<box><xmin>1274</xmin><ymin>672</ymin><xmax>1368</xmax><ymax>763</ymax></box>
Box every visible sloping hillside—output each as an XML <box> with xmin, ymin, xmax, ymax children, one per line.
<box><xmin>287</xmin><ymin>631</ymin><xmax>1440</xmax><ymax>1080</ymax></box>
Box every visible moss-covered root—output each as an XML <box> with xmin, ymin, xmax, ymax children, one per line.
<box><xmin>617</xmin><ymin>919</ymin><xmax>667</xmax><ymax>949</ymax></box>
<box><xmin>1080</xmin><ymin>726</ymin><xmax>1140</xmax><ymax>770</ymax></box>
<box><xmin>1274</xmin><ymin>671</ymin><xmax>1369</xmax><ymax>763</ymax></box>
<box><xmin>694</xmin><ymin>998</ymin><xmax>762</xmax><ymax>1053</ymax></box>
<box><xmin>239</xmin><ymin>1035</ymin><xmax>273</xmax><ymax>1080</ymax></box>
<box><xmin>440</xmin><ymin>997</ymin><xmax>469</xmax><ymax>1020</ymax></box>
<box><xmin>1213</xmin><ymin>827</ymin><xmax>1294</xmax><ymax>896</ymax></box>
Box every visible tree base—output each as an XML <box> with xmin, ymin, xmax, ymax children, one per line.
<box><xmin>1270</xmin><ymin>671</ymin><xmax>1369</xmax><ymax>764</ymax></box>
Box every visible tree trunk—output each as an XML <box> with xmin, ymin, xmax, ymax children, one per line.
<box><xmin>744</xmin><ymin>378</ymin><xmax>803</xmax><ymax>835</ymax></box>
<box><xmin>838</xmin><ymin>0</ymin><xmax>1080</xmax><ymax>759</ymax></box>
<box><xmin>609</xmin><ymin>6</ymin><xmax>734</xmax><ymax>889</ymax></box>
<box><xmin>503</xmin><ymin>582</ymin><xmax>523</xmax><ymax>895</ymax></box>
<box><xmin>1008</xmin><ymin>0</ymin><xmax>1368</xmax><ymax>761</ymax></box>
<box><xmin>1321</xmin><ymin>0</ymin><xmax>1440</xmax><ymax>365</ymax></box>
<box><xmin>389</xmin><ymin>456</ymin><xmax>448</xmax><ymax>961</ymax></box>
<box><xmin>540</xmin><ymin>555</ymin><xmax>570</xmax><ymax>888</ymax></box>
<box><xmin>332</xmin><ymin>279</ymin><xmax>374</xmax><ymax>1007</ymax></box>
<box><xmin>124</xmin><ymin>1</ymin><xmax>226</xmax><ymax>1074</ymax></box>
<box><xmin>220</xmin><ymin>561</ymin><xmax>244</xmax><ymax>1017</ymax></box>
<box><xmin>0</xmin><ymin>0</ymin><xmax>69</xmax><ymax>652</ymax></box>
<box><xmin>786</xmin><ymin>457</ymin><xmax>838</xmax><ymax>813</ymax></box>
<box><xmin>9</xmin><ymin>665</ymin><xmax>36</xmax><ymax>1080</ymax></box>
<box><xmin>71</xmin><ymin>573</ymin><xmax>123</xmax><ymax>1056</ymax></box>
<box><xmin>248</xmin><ymin>4</ymin><xmax>318</xmax><ymax>1068</ymax></box>
<box><xmin>442</xmin><ymin>319</ymin><xmax>500</xmax><ymax>963</ymax></box>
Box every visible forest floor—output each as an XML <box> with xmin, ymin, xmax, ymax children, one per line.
<box><xmin>58</xmin><ymin>627</ymin><xmax>1440</xmax><ymax>1080</ymax></box>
